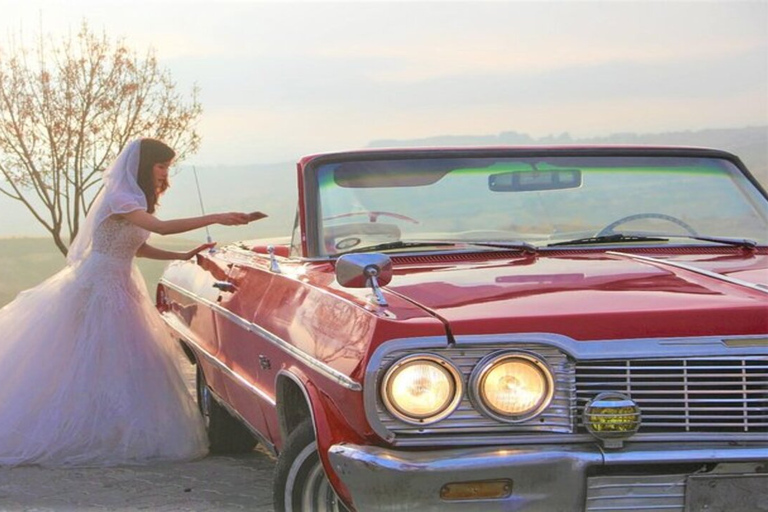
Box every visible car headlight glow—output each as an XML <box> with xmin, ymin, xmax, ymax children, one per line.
<box><xmin>381</xmin><ymin>355</ymin><xmax>462</xmax><ymax>424</ymax></box>
<box><xmin>472</xmin><ymin>352</ymin><xmax>554</xmax><ymax>422</ymax></box>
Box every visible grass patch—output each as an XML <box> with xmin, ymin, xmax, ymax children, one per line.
<box><xmin>0</xmin><ymin>236</ymin><xmax>198</xmax><ymax>308</ymax></box>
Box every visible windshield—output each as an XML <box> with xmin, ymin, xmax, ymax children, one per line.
<box><xmin>314</xmin><ymin>155</ymin><xmax>768</xmax><ymax>256</ymax></box>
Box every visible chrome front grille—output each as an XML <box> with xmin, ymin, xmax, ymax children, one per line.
<box><xmin>376</xmin><ymin>344</ymin><xmax>575</xmax><ymax>436</ymax></box>
<box><xmin>369</xmin><ymin>337</ymin><xmax>768</xmax><ymax>442</ymax></box>
<box><xmin>576</xmin><ymin>357</ymin><xmax>768</xmax><ymax>433</ymax></box>
<box><xmin>585</xmin><ymin>474</ymin><xmax>686</xmax><ymax>512</ymax></box>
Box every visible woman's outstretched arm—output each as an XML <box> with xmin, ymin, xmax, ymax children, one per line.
<box><xmin>122</xmin><ymin>209</ymin><xmax>252</xmax><ymax>235</ymax></box>
<box><xmin>136</xmin><ymin>242</ymin><xmax>217</xmax><ymax>261</ymax></box>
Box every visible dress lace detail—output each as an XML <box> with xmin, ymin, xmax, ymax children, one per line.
<box><xmin>92</xmin><ymin>215</ymin><xmax>150</xmax><ymax>259</ymax></box>
<box><xmin>0</xmin><ymin>216</ymin><xmax>208</xmax><ymax>467</ymax></box>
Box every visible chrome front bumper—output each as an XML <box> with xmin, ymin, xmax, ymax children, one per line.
<box><xmin>327</xmin><ymin>442</ymin><xmax>768</xmax><ymax>512</ymax></box>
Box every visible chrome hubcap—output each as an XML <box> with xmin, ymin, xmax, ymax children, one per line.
<box><xmin>302</xmin><ymin>461</ymin><xmax>341</xmax><ymax>511</ymax></box>
<box><xmin>286</xmin><ymin>442</ymin><xmax>343</xmax><ymax>511</ymax></box>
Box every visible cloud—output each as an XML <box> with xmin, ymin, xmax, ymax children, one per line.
<box><xmin>1</xmin><ymin>0</ymin><xmax>765</xmax><ymax>163</ymax></box>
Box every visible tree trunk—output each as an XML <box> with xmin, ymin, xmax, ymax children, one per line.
<box><xmin>51</xmin><ymin>231</ymin><xmax>69</xmax><ymax>257</ymax></box>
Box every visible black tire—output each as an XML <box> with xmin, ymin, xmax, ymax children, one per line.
<box><xmin>196</xmin><ymin>366</ymin><xmax>257</xmax><ymax>454</ymax></box>
<box><xmin>273</xmin><ymin>419</ymin><xmax>349</xmax><ymax>512</ymax></box>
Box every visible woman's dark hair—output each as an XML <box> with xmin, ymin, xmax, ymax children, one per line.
<box><xmin>137</xmin><ymin>138</ymin><xmax>175</xmax><ymax>213</ymax></box>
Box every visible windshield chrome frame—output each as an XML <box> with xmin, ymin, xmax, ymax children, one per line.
<box><xmin>299</xmin><ymin>147</ymin><xmax>767</xmax><ymax>259</ymax></box>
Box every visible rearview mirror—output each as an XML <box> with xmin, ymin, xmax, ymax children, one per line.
<box><xmin>489</xmin><ymin>169</ymin><xmax>582</xmax><ymax>192</ymax></box>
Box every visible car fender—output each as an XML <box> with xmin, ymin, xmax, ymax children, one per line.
<box><xmin>275</xmin><ymin>365</ymin><xmax>366</xmax><ymax>509</ymax></box>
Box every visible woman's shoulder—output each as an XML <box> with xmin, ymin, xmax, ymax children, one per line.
<box><xmin>111</xmin><ymin>210</ymin><xmax>153</xmax><ymax>222</ymax></box>
<box><xmin>105</xmin><ymin>214</ymin><xmax>132</xmax><ymax>224</ymax></box>
<box><xmin>101</xmin><ymin>213</ymin><xmax>152</xmax><ymax>232</ymax></box>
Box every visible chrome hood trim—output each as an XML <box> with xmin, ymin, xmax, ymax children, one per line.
<box><xmin>608</xmin><ymin>251</ymin><xmax>768</xmax><ymax>294</ymax></box>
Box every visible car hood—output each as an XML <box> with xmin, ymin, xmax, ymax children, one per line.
<box><xmin>384</xmin><ymin>250</ymin><xmax>768</xmax><ymax>340</ymax></box>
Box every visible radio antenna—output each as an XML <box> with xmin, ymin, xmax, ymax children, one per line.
<box><xmin>192</xmin><ymin>166</ymin><xmax>214</xmax><ymax>249</ymax></box>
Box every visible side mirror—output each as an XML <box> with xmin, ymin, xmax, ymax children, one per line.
<box><xmin>335</xmin><ymin>253</ymin><xmax>393</xmax><ymax>306</ymax></box>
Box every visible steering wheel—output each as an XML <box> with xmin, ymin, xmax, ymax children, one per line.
<box><xmin>597</xmin><ymin>213</ymin><xmax>698</xmax><ymax>237</ymax></box>
<box><xmin>323</xmin><ymin>210</ymin><xmax>419</xmax><ymax>224</ymax></box>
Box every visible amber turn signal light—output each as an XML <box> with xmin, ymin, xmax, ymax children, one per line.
<box><xmin>440</xmin><ymin>479</ymin><xmax>513</xmax><ymax>501</ymax></box>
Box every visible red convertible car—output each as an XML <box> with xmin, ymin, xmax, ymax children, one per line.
<box><xmin>157</xmin><ymin>147</ymin><xmax>767</xmax><ymax>511</ymax></box>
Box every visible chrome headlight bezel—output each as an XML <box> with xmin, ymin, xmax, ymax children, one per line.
<box><xmin>380</xmin><ymin>354</ymin><xmax>463</xmax><ymax>425</ymax></box>
<box><xmin>469</xmin><ymin>351</ymin><xmax>555</xmax><ymax>423</ymax></box>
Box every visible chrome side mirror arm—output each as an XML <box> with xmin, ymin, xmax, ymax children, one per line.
<box><xmin>335</xmin><ymin>253</ymin><xmax>393</xmax><ymax>307</ymax></box>
<box><xmin>364</xmin><ymin>266</ymin><xmax>388</xmax><ymax>307</ymax></box>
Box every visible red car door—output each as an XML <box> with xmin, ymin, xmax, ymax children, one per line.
<box><xmin>213</xmin><ymin>256</ymin><xmax>277</xmax><ymax>442</ymax></box>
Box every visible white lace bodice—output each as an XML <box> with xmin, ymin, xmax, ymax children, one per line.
<box><xmin>91</xmin><ymin>215</ymin><xmax>150</xmax><ymax>259</ymax></box>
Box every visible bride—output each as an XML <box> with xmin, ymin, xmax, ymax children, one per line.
<box><xmin>0</xmin><ymin>138</ymin><xmax>259</xmax><ymax>466</ymax></box>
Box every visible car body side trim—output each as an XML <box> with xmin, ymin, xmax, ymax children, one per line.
<box><xmin>608</xmin><ymin>251</ymin><xmax>768</xmax><ymax>294</ymax></box>
<box><xmin>161</xmin><ymin>310</ymin><xmax>277</xmax><ymax>407</ymax></box>
<box><xmin>276</xmin><ymin>369</ymin><xmax>319</xmax><ymax>445</ymax></box>
<box><xmin>160</xmin><ymin>279</ymin><xmax>363</xmax><ymax>392</ymax></box>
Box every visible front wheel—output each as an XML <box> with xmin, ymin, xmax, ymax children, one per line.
<box><xmin>196</xmin><ymin>366</ymin><xmax>257</xmax><ymax>454</ymax></box>
<box><xmin>273</xmin><ymin>419</ymin><xmax>348</xmax><ymax>512</ymax></box>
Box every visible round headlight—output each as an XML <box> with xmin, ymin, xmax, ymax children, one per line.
<box><xmin>472</xmin><ymin>353</ymin><xmax>554</xmax><ymax>422</ymax></box>
<box><xmin>381</xmin><ymin>355</ymin><xmax>462</xmax><ymax>424</ymax></box>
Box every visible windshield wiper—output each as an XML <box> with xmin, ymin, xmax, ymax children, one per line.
<box><xmin>343</xmin><ymin>239</ymin><xmax>538</xmax><ymax>255</ymax></box>
<box><xmin>343</xmin><ymin>240</ymin><xmax>458</xmax><ymax>254</ymax></box>
<box><xmin>663</xmin><ymin>235</ymin><xmax>758</xmax><ymax>250</ymax></box>
<box><xmin>547</xmin><ymin>234</ymin><xmax>668</xmax><ymax>247</ymax></box>
<box><xmin>547</xmin><ymin>233</ymin><xmax>759</xmax><ymax>250</ymax></box>
<box><xmin>460</xmin><ymin>240</ymin><xmax>538</xmax><ymax>254</ymax></box>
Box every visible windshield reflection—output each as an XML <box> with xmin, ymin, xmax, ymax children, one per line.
<box><xmin>315</xmin><ymin>156</ymin><xmax>768</xmax><ymax>256</ymax></box>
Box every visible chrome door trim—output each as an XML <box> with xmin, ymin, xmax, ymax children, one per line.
<box><xmin>160</xmin><ymin>279</ymin><xmax>363</xmax><ymax>392</ymax></box>
<box><xmin>162</xmin><ymin>310</ymin><xmax>277</xmax><ymax>407</ymax></box>
<box><xmin>607</xmin><ymin>251</ymin><xmax>768</xmax><ymax>294</ymax></box>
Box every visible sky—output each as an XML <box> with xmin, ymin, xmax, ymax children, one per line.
<box><xmin>1</xmin><ymin>0</ymin><xmax>766</xmax><ymax>166</ymax></box>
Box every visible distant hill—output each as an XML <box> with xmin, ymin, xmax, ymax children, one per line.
<box><xmin>0</xmin><ymin>161</ymin><xmax>299</xmax><ymax>242</ymax></box>
<box><xmin>2</xmin><ymin>125</ymin><xmax>767</xmax><ymax>305</ymax></box>
<box><xmin>1</xmin><ymin>126</ymin><xmax>765</xmax><ymax>242</ymax></box>
<box><xmin>369</xmin><ymin>126</ymin><xmax>768</xmax><ymax>186</ymax></box>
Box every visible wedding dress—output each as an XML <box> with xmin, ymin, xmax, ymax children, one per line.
<box><xmin>0</xmin><ymin>140</ymin><xmax>208</xmax><ymax>466</ymax></box>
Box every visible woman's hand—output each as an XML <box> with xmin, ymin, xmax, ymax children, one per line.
<box><xmin>215</xmin><ymin>212</ymin><xmax>253</xmax><ymax>226</ymax></box>
<box><xmin>184</xmin><ymin>242</ymin><xmax>217</xmax><ymax>259</ymax></box>
<box><xmin>124</xmin><ymin>210</ymin><xmax>265</xmax><ymax>236</ymax></box>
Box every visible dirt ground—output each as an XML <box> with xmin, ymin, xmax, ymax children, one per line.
<box><xmin>0</xmin><ymin>358</ymin><xmax>278</xmax><ymax>512</ymax></box>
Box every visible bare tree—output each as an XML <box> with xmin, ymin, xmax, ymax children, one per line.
<box><xmin>0</xmin><ymin>22</ymin><xmax>202</xmax><ymax>255</ymax></box>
